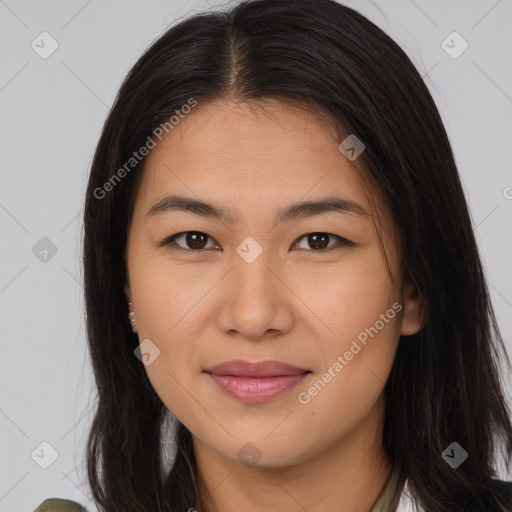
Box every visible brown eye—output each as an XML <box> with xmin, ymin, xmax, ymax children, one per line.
<box><xmin>160</xmin><ymin>231</ymin><xmax>218</xmax><ymax>251</ymax></box>
<box><xmin>293</xmin><ymin>233</ymin><xmax>351</xmax><ymax>251</ymax></box>
<box><xmin>184</xmin><ymin>232</ymin><xmax>208</xmax><ymax>249</ymax></box>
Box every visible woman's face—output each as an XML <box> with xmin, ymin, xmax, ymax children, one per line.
<box><xmin>124</xmin><ymin>98</ymin><xmax>422</xmax><ymax>468</ymax></box>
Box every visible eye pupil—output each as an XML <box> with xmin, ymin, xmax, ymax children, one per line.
<box><xmin>308</xmin><ymin>233</ymin><xmax>329</xmax><ymax>250</ymax></box>
<box><xmin>186</xmin><ymin>232</ymin><xmax>208</xmax><ymax>249</ymax></box>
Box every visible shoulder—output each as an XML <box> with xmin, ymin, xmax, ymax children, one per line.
<box><xmin>491</xmin><ymin>478</ymin><xmax>512</xmax><ymax>491</ymax></box>
<box><xmin>490</xmin><ymin>479</ymin><xmax>512</xmax><ymax>508</ymax></box>
<box><xmin>396</xmin><ymin>479</ymin><xmax>512</xmax><ymax>511</ymax></box>
<box><xmin>33</xmin><ymin>498</ymin><xmax>86</xmax><ymax>512</ymax></box>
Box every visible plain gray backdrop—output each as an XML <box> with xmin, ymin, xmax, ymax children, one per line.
<box><xmin>1</xmin><ymin>0</ymin><xmax>511</xmax><ymax>510</ymax></box>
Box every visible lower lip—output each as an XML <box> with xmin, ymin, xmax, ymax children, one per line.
<box><xmin>206</xmin><ymin>372</ymin><xmax>309</xmax><ymax>403</ymax></box>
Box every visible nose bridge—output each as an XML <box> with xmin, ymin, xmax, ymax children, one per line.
<box><xmin>233</xmin><ymin>239</ymin><xmax>276</xmax><ymax>304</ymax></box>
<box><xmin>218</xmin><ymin>237</ymin><xmax>291</xmax><ymax>338</ymax></box>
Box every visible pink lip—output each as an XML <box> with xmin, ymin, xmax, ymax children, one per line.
<box><xmin>204</xmin><ymin>360</ymin><xmax>310</xmax><ymax>403</ymax></box>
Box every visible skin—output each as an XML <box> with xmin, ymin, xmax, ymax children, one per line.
<box><xmin>124</xmin><ymin>98</ymin><xmax>423</xmax><ymax>512</ymax></box>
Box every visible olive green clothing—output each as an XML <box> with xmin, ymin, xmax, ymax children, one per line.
<box><xmin>33</xmin><ymin>498</ymin><xmax>86</xmax><ymax>512</ymax></box>
<box><xmin>32</xmin><ymin>470</ymin><xmax>400</xmax><ymax>511</ymax></box>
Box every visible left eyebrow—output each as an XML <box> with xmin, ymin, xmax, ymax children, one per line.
<box><xmin>146</xmin><ymin>194</ymin><xmax>370</xmax><ymax>223</ymax></box>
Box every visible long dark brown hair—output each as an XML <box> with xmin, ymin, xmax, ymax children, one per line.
<box><xmin>82</xmin><ymin>0</ymin><xmax>512</xmax><ymax>510</ymax></box>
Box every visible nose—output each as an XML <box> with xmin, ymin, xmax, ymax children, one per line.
<box><xmin>215</xmin><ymin>247</ymin><xmax>294</xmax><ymax>341</ymax></box>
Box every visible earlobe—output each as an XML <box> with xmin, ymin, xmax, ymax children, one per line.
<box><xmin>400</xmin><ymin>280</ymin><xmax>424</xmax><ymax>336</ymax></box>
<box><xmin>128</xmin><ymin>301</ymin><xmax>138</xmax><ymax>334</ymax></box>
<box><xmin>124</xmin><ymin>283</ymin><xmax>138</xmax><ymax>333</ymax></box>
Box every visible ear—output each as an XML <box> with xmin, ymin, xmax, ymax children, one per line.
<box><xmin>400</xmin><ymin>280</ymin><xmax>424</xmax><ymax>336</ymax></box>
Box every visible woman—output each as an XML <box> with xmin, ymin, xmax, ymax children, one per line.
<box><xmin>38</xmin><ymin>0</ymin><xmax>512</xmax><ymax>510</ymax></box>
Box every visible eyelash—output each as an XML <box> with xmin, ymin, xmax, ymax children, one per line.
<box><xmin>157</xmin><ymin>231</ymin><xmax>354</xmax><ymax>252</ymax></box>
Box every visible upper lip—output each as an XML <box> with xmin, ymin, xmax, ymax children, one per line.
<box><xmin>204</xmin><ymin>360</ymin><xmax>309</xmax><ymax>378</ymax></box>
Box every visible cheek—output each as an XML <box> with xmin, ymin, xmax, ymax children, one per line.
<box><xmin>294</xmin><ymin>314</ymin><xmax>399</xmax><ymax>446</ymax></box>
<box><xmin>304</xmin><ymin>251</ymin><xmax>399</xmax><ymax>346</ymax></box>
<box><xmin>298</xmin><ymin>250</ymin><xmax>401</xmax><ymax>407</ymax></box>
<box><xmin>127</xmin><ymin>264</ymin><xmax>196</xmax><ymax>406</ymax></box>
<box><xmin>129</xmin><ymin>253</ymin><xmax>213</xmax><ymax>342</ymax></box>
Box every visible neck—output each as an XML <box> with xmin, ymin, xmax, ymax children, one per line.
<box><xmin>193</xmin><ymin>394</ymin><xmax>392</xmax><ymax>512</ymax></box>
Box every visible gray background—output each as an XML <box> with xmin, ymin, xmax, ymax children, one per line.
<box><xmin>1</xmin><ymin>0</ymin><xmax>511</xmax><ymax>510</ymax></box>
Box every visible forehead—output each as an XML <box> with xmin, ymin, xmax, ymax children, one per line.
<box><xmin>133</xmin><ymin>98</ymin><xmax>388</xmax><ymax>226</ymax></box>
